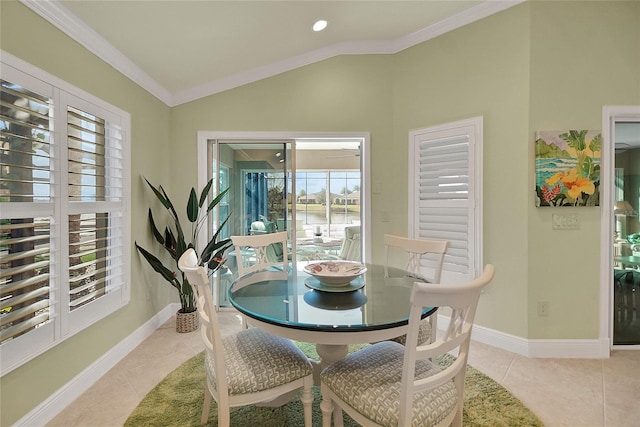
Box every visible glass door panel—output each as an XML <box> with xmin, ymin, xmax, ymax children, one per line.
<box><xmin>295</xmin><ymin>141</ymin><xmax>362</xmax><ymax>263</ymax></box>
<box><xmin>211</xmin><ymin>140</ymin><xmax>293</xmax><ymax>306</ymax></box>
<box><xmin>613</xmin><ymin>121</ymin><xmax>640</xmax><ymax>345</ymax></box>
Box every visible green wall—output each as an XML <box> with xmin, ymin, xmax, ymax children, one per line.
<box><xmin>1</xmin><ymin>2</ymin><xmax>174</xmax><ymax>425</ymax></box>
<box><xmin>1</xmin><ymin>0</ymin><xmax>639</xmax><ymax>424</ymax></box>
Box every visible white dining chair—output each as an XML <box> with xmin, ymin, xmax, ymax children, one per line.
<box><xmin>320</xmin><ymin>264</ymin><xmax>495</xmax><ymax>427</ymax></box>
<box><xmin>231</xmin><ymin>231</ymin><xmax>289</xmax><ymax>281</ymax></box>
<box><xmin>230</xmin><ymin>231</ymin><xmax>290</xmax><ymax>328</ymax></box>
<box><xmin>383</xmin><ymin>234</ymin><xmax>449</xmax><ymax>345</ymax></box>
<box><xmin>178</xmin><ymin>248</ymin><xmax>314</xmax><ymax>427</ymax></box>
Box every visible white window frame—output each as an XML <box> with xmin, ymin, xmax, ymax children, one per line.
<box><xmin>408</xmin><ymin>117</ymin><xmax>483</xmax><ymax>283</ymax></box>
<box><xmin>1</xmin><ymin>52</ymin><xmax>131</xmax><ymax>375</ymax></box>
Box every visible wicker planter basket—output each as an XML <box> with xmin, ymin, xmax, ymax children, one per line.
<box><xmin>176</xmin><ymin>309</ymin><xmax>199</xmax><ymax>333</ymax></box>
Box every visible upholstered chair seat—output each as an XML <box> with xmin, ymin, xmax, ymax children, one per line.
<box><xmin>207</xmin><ymin>327</ymin><xmax>312</xmax><ymax>395</ymax></box>
<box><xmin>321</xmin><ymin>341</ymin><xmax>457</xmax><ymax>427</ymax></box>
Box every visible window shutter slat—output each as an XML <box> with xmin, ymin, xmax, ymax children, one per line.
<box><xmin>0</xmin><ymin>274</ymin><xmax>50</xmax><ymax>294</ymax></box>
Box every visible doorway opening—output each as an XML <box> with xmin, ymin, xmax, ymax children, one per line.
<box><xmin>602</xmin><ymin>106</ymin><xmax>640</xmax><ymax>350</ymax></box>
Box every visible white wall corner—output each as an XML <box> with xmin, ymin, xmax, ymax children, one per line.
<box><xmin>14</xmin><ymin>304</ymin><xmax>179</xmax><ymax>427</ymax></box>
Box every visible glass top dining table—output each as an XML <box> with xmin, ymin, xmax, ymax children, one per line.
<box><xmin>228</xmin><ymin>263</ymin><xmax>436</xmax><ymax>381</ymax></box>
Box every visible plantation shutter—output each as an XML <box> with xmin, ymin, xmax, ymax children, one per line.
<box><xmin>62</xmin><ymin>94</ymin><xmax>128</xmax><ymax>334</ymax></box>
<box><xmin>0</xmin><ymin>77</ymin><xmax>55</xmax><ymax>345</ymax></box>
<box><xmin>409</xmin><ymin>118</ymin><xmax>482</xmax><ymax>283</ymax></box>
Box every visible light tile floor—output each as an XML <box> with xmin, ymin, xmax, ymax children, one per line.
<box><xmin>47</xmin><ymin>312</ymin><xmax>640</xmax><ymax>427</ymax></box>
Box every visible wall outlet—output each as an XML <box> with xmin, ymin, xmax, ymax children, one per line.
<box><xmin>537</xmin><ymin>301</ymin><xmax>549</xmax><ymax>317</ymax></box>
<box><xmin>552</xmin><ymin>213</ymin><xmax>579</xmax><ymax>230</ymax></box>
<box><xmin>372</xmin><ymin>180</ymin><xmax>382</xmax><ymax>194</ymax></box>
<box><xmin>381</xmin><ymin>210</ymin><xmax>390</xmax><ymax>222</ymax></box>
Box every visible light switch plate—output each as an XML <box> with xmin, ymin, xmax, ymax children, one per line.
<box><xmin>552</xmin><ymin>213</ymin><xmax>579</xmax><ymax>230</ymax></box>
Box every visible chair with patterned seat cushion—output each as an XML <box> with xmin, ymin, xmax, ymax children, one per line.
<box><xmin>383</xmin><ymin>234</ymin><xmax>449</xmax><ymax>346</ymax></box>
<box><xmin>178</xmin><ymin>248</ymin><xmax>313</xmax><ymax>426</ymax></box>
<box><xmin>320</xmin><ymin>264</ymin><xmax>495</xmax><ymax>427</ymax></box>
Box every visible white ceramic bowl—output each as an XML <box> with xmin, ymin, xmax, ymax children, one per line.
<box><xmin>303</xmin><ymin>261</ymin><xmax>367</xmax><ymax>287</ymax></box>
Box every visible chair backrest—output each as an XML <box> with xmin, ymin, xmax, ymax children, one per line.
<box><xmin>178</xmin><ymin>249</ymin><xmax>230</xmax><ymax>400</ymax></box>
<box><xmin>339</xmin><ymin>225</ymin><xmax>361</xmax><ymax>261</ymax></box>
<box><xmin>398</xmin><ymin>264</ymin><xmax>495</xmax><ymax>426</ymax></box>
<box><xmin>230</xmin><ymin>231</ymin><xmax>289</xmax><ymax>280</ymax></box>
<box><xmin>383</xmin><ymin>234</ymin><xmax>449</xmax><ymax>282</ymax></box>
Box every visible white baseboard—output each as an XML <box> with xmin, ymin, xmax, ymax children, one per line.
<box><xmin>15</xmin><ymin>304</ymin><xmax>178</xmax><ymax>427</ymax></box>
<box><xmin>526</xmin><ymin>337</ymin><xmax>610</xmax><ymax>359</ymax></box>
<box><xmin>440</xmin><ymin>314</ymin><xmax>611</xmax><ymax>359</ymax></box>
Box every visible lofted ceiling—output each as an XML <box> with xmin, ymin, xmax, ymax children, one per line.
<box><xmin>22</xmin><ymin>0</ymin><xmax>521</xmax><ymax>106</ymax></box>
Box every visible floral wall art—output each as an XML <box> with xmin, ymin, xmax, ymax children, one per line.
<box><xmin>535</xmin><ymin>129</ymin><xmax>601</xmax><ymax>207</ymax></box>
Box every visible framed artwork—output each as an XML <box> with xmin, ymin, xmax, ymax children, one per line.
<box><xmin>535</xmin><ymin>130</ymin><xmax>601</xmax><ymax>207</ymax></box>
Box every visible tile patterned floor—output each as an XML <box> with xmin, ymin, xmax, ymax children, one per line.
<box><xmin>47</xmin><ymin>311</ymin><xmax>640</xmax><ymax>427</ymax></box>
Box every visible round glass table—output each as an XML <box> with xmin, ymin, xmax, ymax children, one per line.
<box><xmin>228</xmin><ymin>263</ymin><xmax>436</xmax><ymax>381</ymax></box>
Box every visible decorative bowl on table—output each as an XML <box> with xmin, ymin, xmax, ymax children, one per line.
<box><xmin>303</xmin><ymin>261</ymin><xmax>367</xmax><ymax>287</ymax></box>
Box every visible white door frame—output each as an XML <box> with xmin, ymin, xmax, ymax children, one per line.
<box><xmin>196</xmin><ymin>131</ymin><xmax>371</xmax><ymax>263</ymax></box>
<box><xmin>601</xmin><ymin>105</ymin><xmax>640</xmax><ymax>351</ymax></box>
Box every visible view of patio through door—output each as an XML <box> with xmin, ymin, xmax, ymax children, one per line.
<box><xmin>207</xmin><ymin>136</ymin><xmax>365</xmax><ymax>307</ymax></box>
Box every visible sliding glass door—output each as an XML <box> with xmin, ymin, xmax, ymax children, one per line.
<box><xmin>207</xmin><ymin>136</ymin><xmax>366</xmax><ymax>307</ymax></box>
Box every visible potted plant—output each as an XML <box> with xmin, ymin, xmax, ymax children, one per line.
<box><xmin>135</xmin><ymin>177</ymin><xmax>232</xmax><ymax>332</ymax></box>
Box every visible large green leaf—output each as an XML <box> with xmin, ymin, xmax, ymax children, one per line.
<box><xmin>164</xmin><ymin>227</ymin><xmax>177</xmax><ymax>260</ymax></box>
<box><xmin>187</xmin><ymin>188</ymin><xmax>198</xmax><ymax>223</ymax></box>
<box><xmin>144</xmin><ymin>177</ymin><xmax>171</xmax><ymax>209</ymax></box>
<box><xmin>159</xmin><ymin>185</ymin><xmax>186</xmax><ymax>251</ymax></box>
<box><xmin>200</xmin><ymin>215</ymin><xmax>231</xmax><ymax>264</ymax></box>
<box><xmin>206</xmin><ymin>187</ymin><xmax>230</xmax><ymax>214</ymax></box>
<box><xmin>135</xmin><ymin>242</ymin><xmax>180</xmax><ymax>291</ymax></box>
<box><xmin>198</xmin><ymin>178</ymin><xmax>213</xmax><ymax>208</ymax></box>
<box><xmin>148</xmin><ymin>209</ymin><xmax>165</xmax><ymax>245</ymax></box>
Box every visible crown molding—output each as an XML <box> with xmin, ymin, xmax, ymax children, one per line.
<box><xmin>21</xmin><ymin>0</ymin><xmax>523</xmax><ymax>107</ymax></box>
<box><xmin>20</xmin><ymin>0</ymin><xmax>174</xmax><ymax>105</ymax></box>
<box><xmin>393</xmin><ymin>0</ymin><xmax>524</xmax><ymax>51</ymax></box>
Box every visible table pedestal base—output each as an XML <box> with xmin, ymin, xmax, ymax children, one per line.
<box><xmin>311</xmin><ymin>343</ymin><xmax>349</xmax><ymax>384</ymax></box>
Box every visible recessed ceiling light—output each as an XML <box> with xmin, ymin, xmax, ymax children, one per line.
<box><xmin>313</xmin><ymin>20</ymin><xmax>328</xmax><ymax>32</ymax></box>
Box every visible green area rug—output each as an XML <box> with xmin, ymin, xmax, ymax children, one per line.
<box><xmin>125</xmin><ymin>343</ymin><xmax>543</xmax><ymax>426</ymax></box>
